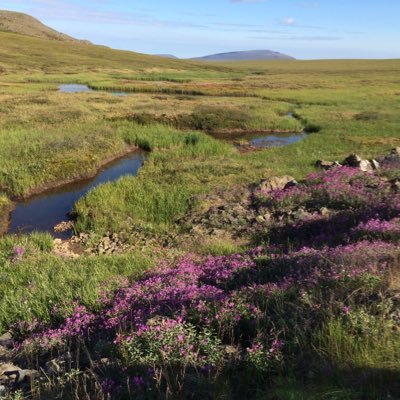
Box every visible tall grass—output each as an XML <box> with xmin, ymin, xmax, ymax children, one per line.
<box><xmin>0</xmin><ymin>233</ymin><xmax>153</xmax><ymax>332</ymax></box>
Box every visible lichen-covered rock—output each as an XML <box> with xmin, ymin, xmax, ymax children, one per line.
<box><xmin>315</xmin><ymin>160</ymin><xmax>342</xmax><ymax>170</ymax></box>
<box><xmin>257</xmin><ymin>176</ymin><xmax>296</xmax><ymax>192</ymax></box>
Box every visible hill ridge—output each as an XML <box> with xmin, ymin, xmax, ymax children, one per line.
<box><xmin>0</xmin><ymin>10</ymin><xmax>90</xmax><ymax>43</ymax></box>
<box><xmin>193</xmin><ymin>49</ymin><xmax>295</xmax><ymax>61</ymax></box>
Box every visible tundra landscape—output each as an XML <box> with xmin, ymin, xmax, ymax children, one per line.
<box><xmin>0</xmin><ymin>6</ymin><xmax>399</xmax><ymax>400</ymax></box>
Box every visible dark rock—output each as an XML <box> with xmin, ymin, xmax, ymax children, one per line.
<box><xmin>284</xmin><ymin>180</ymin><xmax>298</xmax><ymax>189</ymax></box>
<box><xmin>344</xmin><ymin>153</ymin><xmax>362</xmax><ymax>167</ymax></box>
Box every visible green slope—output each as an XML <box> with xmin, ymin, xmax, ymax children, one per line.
<box><xmin>0</xmin><ymin>31</ymin><xmax>222</xmax><ymax>74</ymax></box>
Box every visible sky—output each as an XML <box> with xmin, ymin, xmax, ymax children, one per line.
<box><xmin>1</xmin><ymin>0</ymin><xmax>399</xmax><ymax>59</ymax></box>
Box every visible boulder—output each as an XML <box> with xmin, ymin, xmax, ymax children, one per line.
<box><xmin>359</xmin><ymin>159</ymin><xmax>374</xmax><ymax>172</ymax></box>
<box><xmin>0</xmin><ymin>364</ymin><xmax>23</xmax><ymax>384</ymax></box>
<box><xmin>257</xmin><ymin>176</ymin><xmax>296</xmax><ymax>192</ymax></box>
<box><xmin>343</xmin><ymin>154</ymin><xmax>373</xmax><ymax>172</ymax></box>
<box><xmin>343</xmin><ymin>153</ymin><xmax>362</xmax><ymax>167</ymax></box>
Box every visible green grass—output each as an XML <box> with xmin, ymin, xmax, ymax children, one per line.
<box><xmin>0</xmin><ymin>233</ymin><xmax>153</xmax><ymax>332</ymax></box>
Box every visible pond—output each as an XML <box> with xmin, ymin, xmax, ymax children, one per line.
<box><xmin>249</xmin><ymin>131</ymin><xmax>306</xmax><ymax>148</ymax></box>
<box><xmin>59</xmin><ymin>84</ymin><xmax>127</xmax><ymax>96</ymax></box>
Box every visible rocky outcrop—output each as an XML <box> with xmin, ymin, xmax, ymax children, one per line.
<box><xmin>343</xmin><ymin>154</ymin><xmax>379</xmax><ymax>172</ymax></box>
<box><xmin>257</xmin><ymin>176</ymin><xmax>297</xmax><ymax>192</ymax></box>
<box><xmin>316</xmin><ymin>153</ymin><xmax>380</xmax><ymax>172</ymax></box>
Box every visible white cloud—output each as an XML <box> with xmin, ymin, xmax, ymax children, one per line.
<box><xmin>281</xmin><ymin>17</ymin><xmax>296</xmax><ymax>26</ymax></box>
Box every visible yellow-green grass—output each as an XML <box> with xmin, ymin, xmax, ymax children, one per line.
<box><xmin>0</xmin><ymin>57</ymin><xmax>399</xmax><ymax>232</ymax></box>
<box><xmin>0</xmin><ymin>31</ymin><xmax>225</xmax><ymax>73</ymax></box>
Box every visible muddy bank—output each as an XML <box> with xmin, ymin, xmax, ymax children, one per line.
<box><xmin>0</xmin><ymin>203</ymin><xmax>14</xmax><ymax>235</ymax></box>
<box><xmin>14</xmin><ymin>146</ymin><xmax>140</xmax><ymax>201</ymax></box>
<box><xmin>209</xmin><ymin>127</ymin><xmax>303</xmax><ymax>139</ymax></box>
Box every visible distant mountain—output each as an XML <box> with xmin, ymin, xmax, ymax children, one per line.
<box><xmin>0</xmin><ymin>10</ymin><xmax>90</xmax><ymax>43</ymax></box>
<box><xmin>156</xmin><ymin>54</ymin><xmax>179</xmax><ymax>59</ymax></box>
<box><xmin>193</xmin><ymin>50</ymin><xmax>295</xmax><ymax>61</ymax></box>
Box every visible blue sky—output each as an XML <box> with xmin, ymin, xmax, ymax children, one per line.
<box><xmin>2</xmin><ymin>0</ymin><xmax>399</xmax><ymax>59</ymax></box>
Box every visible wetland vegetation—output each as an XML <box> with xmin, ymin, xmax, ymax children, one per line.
<box><xmin>0</xmin><ymin>29</ymin><xmax>399</xmax><ymax>400</ymax></box>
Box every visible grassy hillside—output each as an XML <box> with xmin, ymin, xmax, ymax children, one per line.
<box><xmin>0</xmin><ymin>31</ymin><xmax>223</xmax><ymax>73</ymax></box>
<box><xmin>0</xmin><ymin>10</ymin><xmax>86</xmax><ymax>42</ymax></box>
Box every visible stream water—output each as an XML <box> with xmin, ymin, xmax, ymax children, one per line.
<box><xmin>59</xmin><ymin>84</ymin><xmax>127</xmax><ymax>96</ymax></box>
<box><xmin>249</xmin><ymin>131</ymin><xmax>306</xmax><ymax>148</ymax></box>
<box><xmin>8</xmin><ymin>152</ymin><xmax>146</xmax><ymax>238</ymax></box>
<box><xmin>5</xmin><ymin>88</ymin><xmax>306</xmax><ymax>238</ymax></box>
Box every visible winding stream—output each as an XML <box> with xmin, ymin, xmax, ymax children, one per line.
<box><xmin>8</xmin><ymin>151</ymin><xmax>146</xmax><ymax>238</ymax></box>
<box><xmin>4</xmin><ymin>88</ymin><xmax>307</xmax><ymax>238</ymax></box>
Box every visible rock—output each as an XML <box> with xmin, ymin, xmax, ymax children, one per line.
<box><xmin>21</xmin><ymin>369</ymin><xmax>39</xmax><ymax>382</ymax></box>
<box><xmin>255</xmin><ymin>215</ymin><xmax>265</xmax><ymax>223</ymax></box>
<box><xmin>284</xmin><ymin>180</ymin><xmax>298</xmax><ymax>189</ymax></box>
<box><xmin>0</xmin><ymin>333</ymin><xmax>13</xmax><ymax>349</ymax></box>
<box><xmin>370</xmin><ymin>159</ymin><xmax>380</xmax><ymax>170</ymax></box>
<box><xmin>263</xmin><ymin>212</ymin><xmax>272</xmax><ymax>222</ymax></box>
<box><xmin>343</xmin><ymin>154</ymin><xmax>373</xmax><ymax>172</ymax></box>
<box><xmin>319</xmin><ymin>207</ymin><xmax>331</xmax><ymax>217</ymax></box>
<box><xmin>359</xmin><ymin>159</ymin><xmax>373</xmax><ymax>172</ymax></box>
<box><xmin>0</xmin><ymin>364</ymin><xmax>23</xmax><ymax>384</ymax></box>
<box><xmin>54</xmin><ymin>220</ymin><xmax>74</xmax><ymax>233</ymax></box>
<box><xmin>390</xmin><ymin>147</ymin><xmax>400</xmax><ymax>156</ymax></box>
<box><xmin>257</xmin><ymin>176</ymin><xmax>296</xmax><ymax>192</ymax></box>
<box><xmin>344</xmin><ymin>153</ymin><xmax>362</xmax><ymax>167</ymax></box>
<box><xmin>0</xmin><ymin>385</ymin><xmax>7</xmax><ymax>396</ymax></box>
<box><xmin>315</xmin><ymin>160</ymin><xmax>342</xmax><ymax>170</ymax></box>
